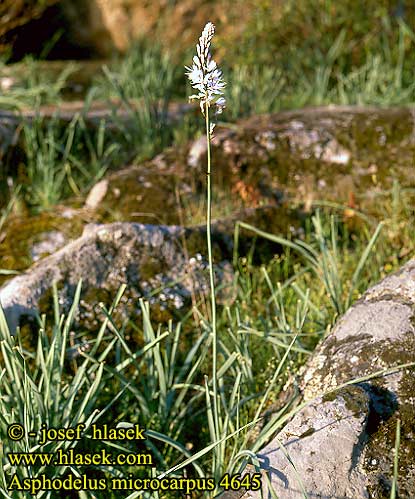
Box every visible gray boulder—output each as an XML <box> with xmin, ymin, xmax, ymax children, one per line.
<box><xmin>0</xmin><ymin>222</ymin><xmax>233</xmax><ymax>334</ymax></box>
<box><xmin>237</xmin><ymin>258</ymin><xmax>415</xmax><ymax>499</ymax></box>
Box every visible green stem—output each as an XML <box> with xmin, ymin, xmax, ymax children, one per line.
<box><xmin>205</xmin><ymin>102</ymin><xmax>219</xmax><ymax>471</ymax></box>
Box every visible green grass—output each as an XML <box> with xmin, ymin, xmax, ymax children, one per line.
<box><xmin>92</xmin><ymin>40</ymin><xmax>182</xmax><ymax>163</ymax></box>
<box><xmin>0</xmin><ymin>270</ymin><xmax>306</xmax><ymax>497</ymax></box>
<box><xmin>21</xmin><ymin>112</ymin><xmax>119</xmax><ymax>210</ymax></box>
<box><xmin>236</xmin><ymin>212</ymin><xmax>383</xmax><ymax>319</ymax></box>
<box><xmin>226</xmin><ymin>0</ymin><xmax>415</xmax><ymax>81</ymax></box>
<box><xmin>224</xmin><ymin>19</ymin><xmax>415</xmax><ymax>117</ymax></box>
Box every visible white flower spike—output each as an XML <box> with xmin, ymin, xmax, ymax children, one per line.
<box><xmin>185</xmin><ymin>22</ymin><xmax>226</xmax><ymax>123</ymax></box>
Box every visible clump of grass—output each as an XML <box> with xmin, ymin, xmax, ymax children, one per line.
<box><xmin>0</xmin><ymin>57</ymin><xmax>75</xmax><ymax>110</ymax></box>
<box><xmin>93</xmin><ymin>40</ymin><xmax>180</xmax><ymax>162</ymax></box>
<box><xmin>0</xmin><ymin>272</ymin><xmax>307</xmax><ymax>498</ymax></box>
<box><xmin>0</xmin><ymin>282</ymin><xmax>107</xmax><ymax>496</ymax></box>
<box><xmin>21</xmin><ymin>111</ymin><xmax>119</xmax><ymax>210</ymax></box>
<box><xmin>22</xmin><ymin>115</ymin><xmax>68</xmax><ymax>208</ymax></box>
<box><xmin>236</xmin><ymin>211</ymin><xmax>383</xmax><ymax>320</ymax></box>
<box><xmin>0</xmin><ymin>283</ymin><xmax>213</xmax><ymax>497</ymax></box>
<box><xmin>225</xmin><ymin>64</ymin><xmax>285</xmax><ymax>119</ymax></box>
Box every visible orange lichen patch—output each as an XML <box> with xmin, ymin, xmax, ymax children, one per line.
<box><xmin>231</xmin><ymin>180</ymin><xmax>261</xmax><ymax>207</ymax></box>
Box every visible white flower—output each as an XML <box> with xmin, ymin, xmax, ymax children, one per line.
<box><xmin>185</xmin><ymin>22</ymin><xmax>226</xmax><ymax>123</ymax></box>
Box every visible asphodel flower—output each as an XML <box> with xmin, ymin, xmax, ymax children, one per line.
<box><xmin>185</xmin><ymin>22</ymin><xmax>226</xmax><ymax>126</ymax></box>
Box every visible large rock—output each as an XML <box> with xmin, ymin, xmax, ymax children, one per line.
<box><xmin>207</xmin><ymin>106</ymin><xmax>415</xmax><ymax>217</ymax></box>
<box><xmin>0</xmin><ymin>221</ymin><xmax>235</xmax><ymax>334</ymax></box>
<box><xmin>0</xmin><ymin>203</ymin><xmax>300</xmax><ymax>288</ymax></box>
<box><xmin>243</xmin><ymin>387</ymin><xmax>371</xmax><ymax>499</ymax></box>
<box><xmin>88</xmin><ymin>105</ymin><xmax>415</xmax><ymax>233</ymax></box>
<box><xmin>59</xmin><ymin>0</ymin><xmax>249</xmax><ymax>57</ymax></box>
<box><xmin>237</xmin><ymin>258</ymin><xmax>415</xmax><ymax>499</ymax></box>
<box><xmin>0</xmin><ymin>201</ymin><xmax>306</xmax><ymax>331</ymax></box>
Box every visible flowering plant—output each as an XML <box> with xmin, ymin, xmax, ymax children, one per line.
<box><xmin>185</xmin><ymin>23</ymin><xmax>226</xmax><ymax>476</ymax></box>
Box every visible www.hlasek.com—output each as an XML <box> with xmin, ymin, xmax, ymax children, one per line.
<box><xmin>6</xmin><ymin>423</ymin><xmax>262</xmax><ymax>495</ymax></box>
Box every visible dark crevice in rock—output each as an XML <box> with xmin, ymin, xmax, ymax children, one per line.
<box><xmin>363</xmin><ymin>384</ymin><xmax>399</xmax><ymax>436</ymax></box>
<box><xmin>348</xmin><ymin>383</ymin><xmax>398</xmax><ymax>480</ymax></box>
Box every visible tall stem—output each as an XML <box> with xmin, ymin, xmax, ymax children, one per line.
<box><xmin>205</xmin><ymin>103</ymin><xmax>219</xmax><ymax>459</ymax></box>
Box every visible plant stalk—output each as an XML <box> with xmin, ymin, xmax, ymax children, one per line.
<box><xmin>205</xmin><ymin>102</ymin><xmax>220</xmax><ymax>468</ymax></box>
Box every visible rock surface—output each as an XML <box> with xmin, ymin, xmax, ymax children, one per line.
<box><xmin>0</xmin><ymin>200</ymin><xmax>306</xmax><ymax>331</ymax></box>
<box><xmin>59</xmin><ymin>0</ymin><xmax>251</xmax><ymax>57</ymax></box>
<box><xmin>0</xmin><ymin>221</ymin><xmax>234</xmax><ymax>334</ymax></box>
<box><xmin>0</xmin><ymin>203</ymin><xmax>299</xmax><ymax>288</ymax></box>
<box><xmin>244</xmin><ymin>387</ymin><xmax>371</xmax><ymax>499</ymax></box>
<box><xmin>207</xmin><ymin>106</ymin><xmax>415</xmax><ymax>217</ymax></box>
<box><xmin>236</xmin><ymin>258</ymin><xmax>415</xmax><ymax>499</ymax></box>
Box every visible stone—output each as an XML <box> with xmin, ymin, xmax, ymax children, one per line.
<box><xmin>0</xmin><ymin>221</ymin><xmax>234</xmax><ymax>334</ymax></box>
<box><xmin>91</xmin><ymin>105</ymin><xmax>415</xmax><ymax>225</ymax></box>
<box><xmin>236</xmin><ymin>258</ymin><xmax>415</xmax><ymax>499</ymax></box>
<box><xmin>58</xmin><ymin>0</ymin><xmax>247</xmax><ymax>57</ymax></box>
<box><xmin>207</xmin><ymin>106</ymin><xmax>415</xmax><ymax>217</ymax></box>
<box><xmin>84</xmin><ymin>179</ymin><xmax>109</xmax><ymax>210</ymax></box>
<box><xmin>0</xmin><ymin>201</ymin><xmax>301</xmax><ymax>288</ymax></box>
<box><xmin>0</xmin><ymin>200</ymin><xmax>307</xmax><ymax>331</ymax></box>
<box><xmin>187</xmin><ymin>136</ymin><xmax>207</xmax><ymax>169</ymax></box>
<box><xmin>30</xmin><ymin>230</ymin><xmax>66</xmax><ymax>262</ymax></box>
